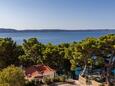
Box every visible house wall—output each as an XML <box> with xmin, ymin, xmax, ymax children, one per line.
<box><xmin>43</xmin><ymin>71</ymin><xmax>55</xmax><ymax>79</ymax></box>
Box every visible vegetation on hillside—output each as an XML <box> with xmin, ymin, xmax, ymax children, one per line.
<box><xmin>0</xmin><ymin>65</ymin><xmax>25</xmax><ymax>86</ymax></box>
<box><xmin>0</xmin><ymin>34</ymin><xmax>114</xmax><ymax>85</ymax></box>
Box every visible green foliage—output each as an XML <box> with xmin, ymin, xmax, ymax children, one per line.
<box><xmin>25</xmin><ymin>80</ymin><xmax>37</xmax><ymax>86</ymax></box>
<box><xmin>43</xmin><ymin>44</ymin><xmax>64</xmax><ymax>70</ymax></box>
<box><xmin>18</xmin><ymin>38</ymin><xmax>45</xmax><ymax>67</ymax></box>
<box><xmin>54</xmin><ymin>76</ymin><xmax>66</xmax><ymax>82</ymax></box>
<box><xmin>43</xmin><ymin>43</ymin><xmax>71</xmax><ymax>74</ymax></box>
<box><xmin>0</xmin><ymin>38</ymin><xmax>21</xmax><ymax>68</ymax></box>
<box><xmin>0</xmin><ymin>34</ymin><xmax>115</xmax><ymax>85</ymax></box>
<box><xmin>0</xmin><ymin>65</ymin><xmax>25</xmax><ymax>86</ymax></box>
<box><xmin>43</xmin><ymin>77</ymin><xmax>53</xmax><ymax>84</ymax></box>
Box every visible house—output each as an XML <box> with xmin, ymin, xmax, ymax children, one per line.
<box><xmin>25</xmin><ymin>64</ymin><xmax>56</xmax><ymax>81</ymax></box>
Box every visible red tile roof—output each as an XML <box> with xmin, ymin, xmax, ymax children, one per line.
<box><xmin>25</xmin><ymin>64</ymin><xmax>55</xmax><ymax>78</ymax></box>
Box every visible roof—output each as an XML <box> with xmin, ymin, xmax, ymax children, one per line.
<box><xmin>25</xmin><ymin>64</ymin><xmax>55</xmax><ymax>78</ymax></box>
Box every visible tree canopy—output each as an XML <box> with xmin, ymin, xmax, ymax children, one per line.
<box><xmin>0</xmin><ymin>34</ymin><xmax>115</xmax><ymax>85</ymax></box>
<box><xmin>0</xmin><ymin>38</ymin><xmax>21</xmax><ymax>69</ymax></box>
<box><xmin>0</xmin><ymin>65</ymin><xmax>25</xmax><ymax>86</ymax></box>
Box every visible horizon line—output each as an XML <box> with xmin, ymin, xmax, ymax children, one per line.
<box><xmin>0</xmin><ymin>28</ymin><xmax>115</xmax><ymax>31</ymax></box>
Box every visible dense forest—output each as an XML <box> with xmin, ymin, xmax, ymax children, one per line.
<box><xmin>0</xmin><ymin>34</ymin><xmax>115</xmax><ymax>86</ymax></box>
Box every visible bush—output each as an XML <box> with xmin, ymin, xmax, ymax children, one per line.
<box><xmin>25</xmin><ymin>79</ymin><xmax>45</xmax><ymax>86</ymax></box>
<box><xmin>53</xmin><ymin>77</ymin><xmax>60</xmax><ymax>82</ymax></box>
<box><xmin>53</xmin><ymin>76</ymin><xmax>66</xmax><ymax>82</ymax></box>
<box><xmin>43</xmin><ymin>77</ymin><xmax>53</xmax><ymax>84</ymax></box>
<box><xmin>0</xmin><ymin>65</ymin><xmax>25</xmax><ymax>86</ymax></box>
<box><xmin>25</xmin><ymin>80</ymin><xmax>37</xmax><ymax>86</ymax></box>
<box><xmin>59</xmin><ymin>76</ymin><xmax>66</xmax><ymax>82</ymax></box>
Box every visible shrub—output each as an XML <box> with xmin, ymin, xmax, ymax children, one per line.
<box><xmin>53</xmin><ymin>76</ymin><xmax>66</xmax><ymax>82</ymax></box>
<box><xmin>43</xmin><ymin>77</ymin><xmax>53</xmax><ymax>84</ymax></box>
<box><xmin>0</xmin><ymin>65</ymin><xmax>25</xmax><ymax>86</ymax></box>
<box><xmin>59</xmin><ymin>76</ymin><xmax>66</xmax><ymax>82</ymax></box>
<box><xmin>25</xmin><ymin>80</ymin><xmax>37</xmax><ymax>86</ymax></box>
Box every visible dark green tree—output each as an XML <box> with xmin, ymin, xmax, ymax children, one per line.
<box><xmin>18</xmin><ymin>38</ymin><xmax>45</xmax><ymax>67</ymax></box>
<box><xmin>0</xmin><ymin>38</ymin><xmax>21</xmax><ymax>68</ymax></box>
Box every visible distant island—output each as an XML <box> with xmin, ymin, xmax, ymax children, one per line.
<box><xmin>0</xmin><ymin>28</ymin><xmax>115</xmax><ymax>33</ymax></box>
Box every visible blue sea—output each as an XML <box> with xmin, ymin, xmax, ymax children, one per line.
<box><xmin>0</xmin><ymin>30</ymin><xmax>115</xmax><ymax>44</ymax></box>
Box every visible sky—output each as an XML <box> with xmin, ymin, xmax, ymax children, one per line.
<box><xmin>0</xmin><ymin>0</ymin><xmax>115</xmax><ymax>30</ymax></box>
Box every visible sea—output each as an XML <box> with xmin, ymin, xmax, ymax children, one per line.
<box><xmin>0</xmin><ymin>30</ymin><xmax>115</xmax><ymax>44</ymax></box>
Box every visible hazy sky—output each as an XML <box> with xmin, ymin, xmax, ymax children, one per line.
<box><xmin>0</xmin><ymin>0</ymin><xmax>115</xmax><ymax>30</ymax></box>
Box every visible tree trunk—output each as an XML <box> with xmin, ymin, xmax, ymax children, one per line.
<box><xmin>81</xmin><ymin>65</ymin><xmax>87</xmax><ymax>76</ymax></box>
<box><xmin>106</xmin><ymin>55</ymin><xmax>114</xmax><ymax>86</ymax></box>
